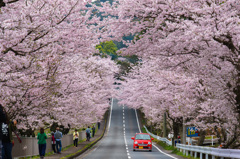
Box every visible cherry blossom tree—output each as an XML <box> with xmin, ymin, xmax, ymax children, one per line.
<box><xmin>53</xmin><ymin>55</ymin><xmax>118</xmax><ymax>128</ymax></box>
<box><xmin>0</xmin><ymin>0</ymin><xmax>118</xmax><ymax>129</ymax></box>
<box><xmin>102</xmin><ymin>0</ymin><xmax>240</xmax><ymax>147</ymax></box>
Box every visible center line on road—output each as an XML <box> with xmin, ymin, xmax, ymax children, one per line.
<box><xmin>108</xmin><ymin>98</ymin><xmax>113</xmax><ymax>132</ymax></box>
<box><xmin>135</xmin><ymin>109</ymin><xmax>141</xmax><ymax>133</ymax></box>
<box><xmin>123</xmin><ymin>105</ymin><xmax>131</xmax><ymax>159</ymax></box>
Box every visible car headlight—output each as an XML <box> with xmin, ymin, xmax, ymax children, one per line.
<box><xmin>134</xmin><ymin>141</ymin><xmax>138</xmax><ymax>144</ymax></box>
<box><xmin>148</xmin><ymin>142</ymin><xmax>152</xmax><ymax>145</ymax></box>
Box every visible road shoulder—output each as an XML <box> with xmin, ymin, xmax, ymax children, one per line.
<box><xmin>153</xmin><ymin>142</ymin><xmax>187</xmax><ymax>159</ymax></box>
<box><xmin>136</xmin><ymin>109</ymin><xmax>187</xmax><ymax>159</ymax></box>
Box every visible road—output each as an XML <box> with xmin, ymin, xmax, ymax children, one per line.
<box><xmin>78</xmin><ymin>99</ymin><xmax>177</xmax><ymax>159</ymax></box>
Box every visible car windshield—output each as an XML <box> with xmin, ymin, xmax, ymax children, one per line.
<box><xmin>135</xmin><ymin>134</ymin><xmax>151</xmax><ymax>140</ymax></box>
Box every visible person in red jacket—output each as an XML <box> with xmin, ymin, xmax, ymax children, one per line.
<box><xmin>51</xmin><ymin>132</ymin><xmax>56</xmax><ymax>153</ymax></box>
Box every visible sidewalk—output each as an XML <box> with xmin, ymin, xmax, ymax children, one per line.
<box><xmin>42</xmin><ymin>120</ymin><xmax>106</xmax><ymax>159</ymax></box>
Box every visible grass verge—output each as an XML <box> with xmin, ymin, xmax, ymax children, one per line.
<box><xmin>154</xmin><ymin>139</ymin><xmax>200</xmax><ymax>159</ymax></box>
<box><xmin>141</xmin><ymin>127</ymin><xmax>147</xmax><ymax>133</ymax></box>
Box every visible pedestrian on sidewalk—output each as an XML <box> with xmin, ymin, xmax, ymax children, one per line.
<box><xmin>37</xmin><ymin>128</ymin><xmax>47</xmax><ymax>159</ymax></box>
<box><xmin>2</xmin><ymin>116</ymin><xmax>18</xmax><ymax>159</ymax></box>
<box><xmin>51</xmin><ymin>132</ymin><xmax>56</xmax><ymax>153</ymax></box>
<box><xmin>0</xmin><ymin>104</ymin><xmax>7</xmax><ymax>159</ymax></box>
<box><xmin>54</xmin><ymin>127</ymin><xmax>63</xmax><ymax>154</ymax></box>
<box><xmin>86</xmin><ymin>126</ymin><xmax>91</xmax><ymax>141</ymax></box>
<box><xmin>73</xmin><ymin>129</ymin><xmax>79</xmax><ymax>147</ymax></box>
<box><xmin>92</xmin><ymin>126</ymin><xmax>95</xmax><ymax>138</ymax></box>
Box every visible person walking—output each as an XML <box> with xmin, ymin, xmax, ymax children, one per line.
<box><xmin>54</xmin><ymin>127</ymin><xmax>62</xmax><ymax>154</ymax></box>
<box><xmin>2</xmin><ymin>116</ymin><xmax>17</xmax><ymax>159</ymax></box>
<box><xmin>86</xmin><ymin>126</ymin><xmax>91</xmax><ymax>141</ymax></box>
<box><xmin>73</xmin><ymin>129</ymin><xmax>79</xmax><ymax>147</ymax></box>
<box><xmin>92</xmin><ymin>126</ymin><xmax>95</xmax><ymax>138</ymax></box>
<box><xmin>0</xmin><ymin>104</ymin><xmax>6</xmax><ymax>159</ymax></box>
<box><xmin>51</xmin><ymin>132</ymin><xmax>56</xmax><ymax>153</ymax></box>
<box><xmin>37</xmin><ymin>128</ymin><xmax>47</xmax><ymax>159</ymax></box>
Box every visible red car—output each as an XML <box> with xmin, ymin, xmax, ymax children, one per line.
<box><xmin>131</xmin><ymin>133</ymin><xmax>154</xmax><ymax>151</ymax></box>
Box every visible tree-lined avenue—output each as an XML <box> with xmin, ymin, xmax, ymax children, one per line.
<box><xmin>79</xmin><ymin>99</ymin><xmax>176</xmax><ymax>159</ymax></box>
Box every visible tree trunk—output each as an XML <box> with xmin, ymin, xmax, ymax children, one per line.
<box><xmin>172</xmin><ymin>120</ymin><xmax>181</xmax><ymax>146</ymax></box>
<box><xmin>214</xmin><ymin>126</ymin><xmax>222</xmax><ymax>144</ymax></box>
<box><xmin>163</xmin><ymin>112</ymin><xmax>167</xmax><ymax>138</ymax></box>
<box><xmin>173</xmin><ymin>120</ymin><xmax>180</xmax><ymax>139</ymax></box>
<box><xmin>197</xmin><ymin>130</ymin><xmax>206</xmax><ymax>146</ymax></box>
<box><xmin>225</xmin><ymin>135</ymin><xmax>237</xmax><ymax>148</ymax></box>
<box><xmin>221</xmin><ymin>128</ymin><xmax>227</xmax><ymax>142</ymax></box>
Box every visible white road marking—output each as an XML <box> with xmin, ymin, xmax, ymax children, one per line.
<box><xmin>123</xmin><ymin>106</ymin><xmax>131</xmax><ymax>159</ymax></box>
<box><xmin>108</xmin><ymin>98</ymin><xmax>113</xmax><ymax>132</ymax></box>
<box><xmin>135</xmin><ymin>109</ymin><xmax>141</xmax><ymax>133</ymax></box>
<box><xmin>152</xmin><ymin>144</ymin><xmax>178</xmax><ymax>159</ymax></box>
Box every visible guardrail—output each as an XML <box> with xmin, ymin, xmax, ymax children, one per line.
<box><xmin>176</xmin><ymin>143</ymin><xmax>240</xmax><ymax>159</ymax></box>
<box><xmin>144</xmin><ymin>125</ymin><xmax>240</xmax><ymax>159</ymax></box>
<box><xmin>143</xmin><ymin>125</ymin><xmax>172</xmax><ymax>146</ymax></box>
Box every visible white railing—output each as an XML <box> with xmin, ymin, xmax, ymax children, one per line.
<box><xmin>143</xmin><ymin>125</ymin><xmax>172</xmax><ymax>146</ymax></box>
<box><xmin>176</xmin><ymin>143</ymin><xmax>240</xmax><ymax>159</ymax></box>
<box><xmin>144</xmin><ymin>126</ymin><xmax>240</xmax><ymax>159</ymax></box>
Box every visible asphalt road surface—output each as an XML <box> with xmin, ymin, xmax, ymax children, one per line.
<box><xmin>78</xmin><ymin>99</ymin><xmax>177</xmax><ymax>159</ymax></box>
